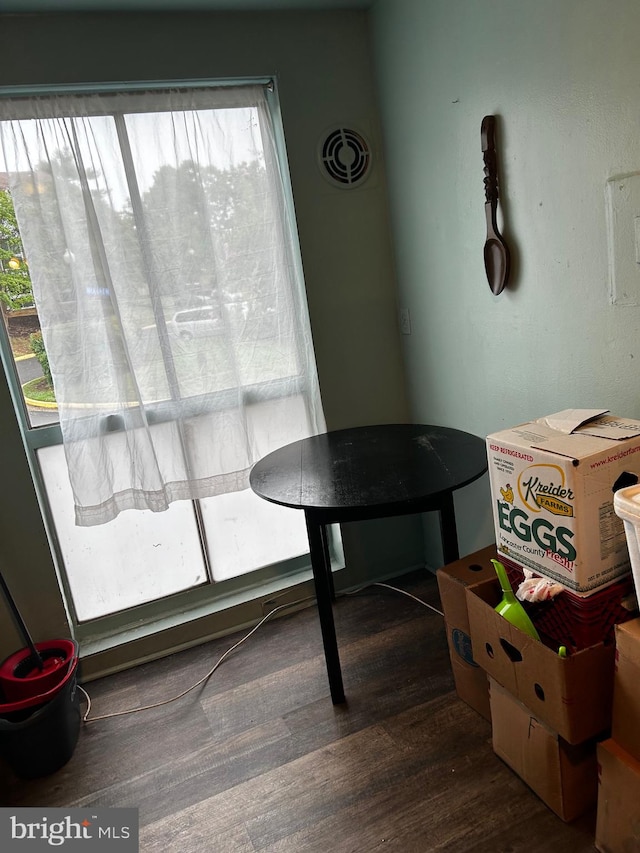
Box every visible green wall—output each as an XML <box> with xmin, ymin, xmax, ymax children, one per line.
<box><xmin>371</xmin><ymin>0</ymin><xmax>640</xmax><ymax>566</ymax></box>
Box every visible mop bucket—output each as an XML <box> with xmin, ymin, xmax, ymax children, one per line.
<box><xmin>0</xmin><ymin>642</ymin><xmax>81</xmax><ymax>779</ymax></box>
<box><xmin>614</xmin><ymin>483</ymin><xmax>640</xmax><ymax>606</ymax></box>
<box><xmin>0</xmin><ymin>638</ymin><xmax>77</xmax><ymax>702</ymax></box>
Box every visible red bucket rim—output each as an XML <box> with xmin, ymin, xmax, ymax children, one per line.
<box><xmin>0</xmin><ymin>639</ymin><xmax>77</xmax><ymax>682</ymax></box>
<box><xmin>0</xmin><ymin>655</ymin><xmax>78</xmax><ymax>715</ymax></box>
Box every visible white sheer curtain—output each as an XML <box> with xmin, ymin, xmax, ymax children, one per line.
<box><xmin>0</xmin><ymin>85</ymin><xmax>325</xmax><ymax>526</ymax></box>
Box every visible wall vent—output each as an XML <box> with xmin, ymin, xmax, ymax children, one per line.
<box><xmin>317</xmin><ymin>127</ymin><xmax>372</xmax><ymax>188</ymax></box>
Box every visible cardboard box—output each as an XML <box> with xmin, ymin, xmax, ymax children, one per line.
<box><xmin>596</xmin><ymin>739</ymin><xmax>640</xmax><ymax>852</ymax></box>
<box><xmin>466</xmin><ymin>578</ymin><xmax>615</xmax><ymax>743</ymax></box>
<box><xmin>436</xmin><ymin>545</ymin><xmax>498</xmax><ymax>721</ymax></box>
<box><xmin>490</xmin><ymin>678</ymin><xmax>598</xmax><ymax>822</ymax></box>
<box><xmin>612</xmin><ymin>618</ymin><xmax>640</xmax><ymax>763</ymax></box>
<box><xmin>487</xmin><ymin>409</ymin><xmax>640</xmax><ymax>593</ymax></box>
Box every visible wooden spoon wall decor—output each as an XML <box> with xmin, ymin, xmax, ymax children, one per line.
<box><xmin>481</xmin><ymin>115</ymin><xmax>510</xmax><ymax>295</ymax></box>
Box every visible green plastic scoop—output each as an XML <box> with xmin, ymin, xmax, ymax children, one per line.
<box><xmin>491</xmin><ymin>558</ymin><xmax>541</xmax><ymax>641</ymax></box>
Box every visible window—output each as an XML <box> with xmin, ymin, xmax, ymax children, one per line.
<box><xmin>0</xmin><ymin>81</ymin><xmax>335</xmax><ymax>642</ymax></box>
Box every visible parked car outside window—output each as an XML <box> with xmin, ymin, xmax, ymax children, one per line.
<box><xmin>167</xmin><ymin>306</ymin><xmax>222</xmax><ymax>341</ymax></box>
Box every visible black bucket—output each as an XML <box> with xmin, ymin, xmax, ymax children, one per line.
<box><xmin>0</xmin><ymin>656</ymin><xmax>81</xmax><ymax>779</ymax></box>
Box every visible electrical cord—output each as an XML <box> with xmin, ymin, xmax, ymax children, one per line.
<box><xmin>368</xmin><ymin>582</ymin><xmax>444</xmax><ymax>618</ymax></box>
<box><xmin>79</xmin><ymin>595</ymin><xmax>314</xmax><ymax>723</ymax></box>
<box><xmin>78</xmin><ymin>579</ymin><xmax>442</xmax><ymax>724</ymax></box>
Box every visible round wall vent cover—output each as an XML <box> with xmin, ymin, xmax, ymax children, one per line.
<box><xmin>317</xmin><ymin>127</ymin><xmax>372</xmax><ymax>188</ymax></box>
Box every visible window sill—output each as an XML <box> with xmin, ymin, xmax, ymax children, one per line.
<box><xmin>78</xmin><ymin>565</ymin><xmax>329</xmax><ymax>682</ymax></box>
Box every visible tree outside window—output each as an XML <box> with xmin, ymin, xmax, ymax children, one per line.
<box><xmin>0</xmin><ymin>183</ymin><xmax>33</xmax><ymax>309</ymax></box>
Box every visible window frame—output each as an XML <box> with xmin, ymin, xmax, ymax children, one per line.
<box><xmin>0</xmin><ymin>77</ymin><xmax>344</xmax><ymax>664</ymax></box>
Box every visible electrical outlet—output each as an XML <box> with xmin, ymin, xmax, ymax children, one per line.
<box><xmin>399</xmin><ymin>307</ymin><xmax>411</xmax><ymax>335</ymax></box>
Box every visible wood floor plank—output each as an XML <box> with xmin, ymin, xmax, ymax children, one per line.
<box><xmin>0</xmin><ymin>572</ymin><xmax>599</xmax><ymax>852</ymax></box>
<box><xmin>143</xmin><ymin>815</ymin><xmax>257</xmax><ymax>853</ymax></box>
<box><xmin>69</xmin><ymin>717</ymin><xmax>293</xmax><ymax>813</ymax></box>
<box><xmin>199</xmin><ymin>614</ymin><xmax>448</xmax><ymax>743</ymax></box>
<box><xmin>255</xmin><ymin>713</ymin><xmax>593</xmax><ymax>853</ymax></box>
<box><xmin>140</xmin><ymin>724</ymin><xmax>402</xmax><ymax>849</ymax></box>
<box><xmin>254</xmin><ymin>744</ymin><xmax>501</xmax><ymax>852</ymax></box>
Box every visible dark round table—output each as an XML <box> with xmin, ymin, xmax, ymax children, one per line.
<box><xmin>250</xmin><ymin>423</ymin><xmax>488</xmax><ymax>704</ymax></box>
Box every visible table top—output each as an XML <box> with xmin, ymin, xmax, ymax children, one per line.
<box><xmin>249</xmin><ymin>423</ymin><xmax>488</xmax><ymax>523</ymax></box>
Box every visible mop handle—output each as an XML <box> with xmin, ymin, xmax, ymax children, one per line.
<box><xmin>0</xmin><ymin>570</ymin><xmax>44</xmax><ymax>670</ymax></box>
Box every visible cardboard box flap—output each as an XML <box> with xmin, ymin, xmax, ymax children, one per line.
<box><xmin>615</xmin><ymin>618</ymin><xmax>640</xmax><ymax>661</ymax></box>
<box><xmin>503</xmin><ymin>418</ymin><xmax>624</xmax><ymax>461</ymax></box>
<box><xmin>576</xmin><ymin>413</ymin><xmax>640</xmax><ymax>440</ymax></box>
<box><xmin>530</xmin><ymin>431</ymin><xmax>610</xmax><ymax>461</ymax></box>
<box><xmin>540</xmin><ymin>409</ymin><xmax>640</xmax><ymax>441</ymax></box>
<box><xmin>541</xmin><ymin>409</ymin><xmax>609</xmax><ymax>434</ymax></box>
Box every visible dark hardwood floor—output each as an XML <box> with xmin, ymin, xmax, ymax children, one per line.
<box><xmin>0</xmin><ymin>570</ymin><xmax>598</xmax><ymax>852</ymax></box>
